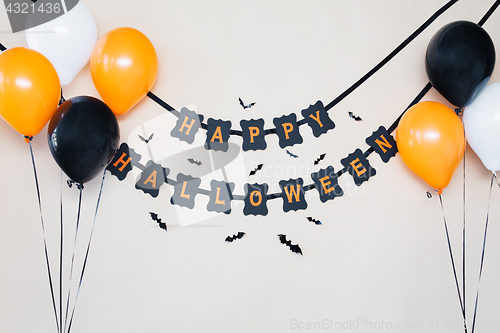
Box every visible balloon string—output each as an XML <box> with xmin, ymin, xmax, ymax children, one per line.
<box><xmin>59</xmin><ymin>171</ymin><xmax>64</xmax><ymax>333</ymax></box>
<box><xmin>439</xmin><ymin>194</ymin><xmax>468</xmax><ymax>333</ymax></box>
<box><xmin>27</xmin><ymin>138</ymin><xmax>60</xmax><ymax>333</ymax></box>
<box><xmin>462</xmin><ymin>145</ymin><xmax>466</xmax><ymax>323</ymax></box>
<box><xmin>63</xmin><ymin>186</ymin><xmax>83</xmax><ymax>333</ymax></box>
<box><xmin>147</xmin><ymin>0</ymin><xmax>459</xmax><ymax>135</ymax></box>
<box><xmin>67</xmin><ymin>170</ymin><xmax>107</xmax><ymax>333</ymax></box>
<box><xmin>471</xmin><ymin>174</ymin><xmax>494</xmax><ymax>333</ymax></box>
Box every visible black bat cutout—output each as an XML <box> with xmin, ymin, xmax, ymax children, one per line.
<box><xmin>249</xmin><ymin>164</ymin><xmax>263</xmax><ymax>176</ymax></box>
<box><xmin>187</xmin><ymin>158</ymin><xmax>202</xmax><ymax>166</ymax></box>
<box><xmin>286</xmin><ymin>149</ymin><xmax>299</xmax><ymax>158</ymax></box>
<box><xmin>314</xmin><ymin>153</ymin><xmax>326</xmax><ymax>165</ymax></box>
<box><xmin>225</xmin><ymin>232</ymin><xmax>246</xmax><ymax>242</ymax></box>
<box><xmin>239</xmin><ymin>97</ymin><xmax>255</xmax><ymax>109</ymax></box>
<box><xmin>138</xmin><ymin>133</ymin><xmax>154</xmax><ymax>143</ymax></box>
<box><xmin>348</xmin><ymin>111</ymin><xmax>362</xmax><ymax>121</ymax></box>
<box><xmin>278</xmin><ymin>234</ymin><xmax>303</xmax><ymax>255</ymax></box>
<box><xmin>149</xmin><ymin>212</ymin><xmax>167</xmax><ymax>231</ymax></box>
<box><xmin>307</xmin><ymin>217</ymin><xmax>322</xmax><ymax>225</ymax></box>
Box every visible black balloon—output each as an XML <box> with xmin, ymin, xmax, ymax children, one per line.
<box><xmin>425</xmin><ymin>21</ymin><xmax>495</xmax><ymax>107</ymax></box>
<box><xmin>48</xmin><ymin>96</ymin><xmax>120</xmax><ymax>184</ymax></box>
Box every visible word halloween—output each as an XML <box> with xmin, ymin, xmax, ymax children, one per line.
<box><xmin>107</xmin><ymin>124</ymin><xmax>397</xmax><ymax>215</ymax></box>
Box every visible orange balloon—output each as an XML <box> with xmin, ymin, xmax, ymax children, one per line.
<box><xmin>90</xmin><ymin>27</ymin><xmax>158</xmax><ymax>115</ymax></box>
<box><xmin>396</xmin><ymin>101</ymin><xmax>465</xmax><ymax>194</ymax></box>
<box><xmin>0</xmin><ymin>47</ymin><xmax>61</xmax><ymax>139</ymax></box>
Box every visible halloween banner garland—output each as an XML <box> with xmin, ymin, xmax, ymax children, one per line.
<box><xmin>107</xmin><ymin>0</ymin><xmax>470</xmax><ymax>215</ymax></box>
<box><xmin>107</xmin><ymin>108</ymin><xmax>397</xmax><ymax>215</ymax></box>
<box><xmin>110</xmin><ymin>63</ymin><xmax>440</xmax><ymax>214</ymax></box>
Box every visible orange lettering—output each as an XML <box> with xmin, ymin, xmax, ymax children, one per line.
<box><xmin>210</xmin><ymin>126</ymin><xmax>223</xmax><ymax>143</ymax></box>
<box><xmin>113</xmin><ymin>152</ymin><xmax>131</xmax><ymax>172</ymax></box>
<box><xmin>349</xmin><ymin>158</ymin><xmax>366</xmax><ymax>177</ymax></box>
<box><xmin>249</xmin><ymin>126</ymin><xmax>259</xmax><ymax>143</ymax></box>
<box><xmin>284</xmin><ymin>185</ymin><xmax>301</xmax><ymax>203</ymax></box>
<box><xmin>179</xmin><ymin>116</ymin><xmax>196</xmax><ymax>135</ymax></box>
<box><xmin>143</xmin><ymin>170</ymin><xmax>157</xmax><ymax>188</ymax></box>
<box><xmin>180</xmin><ymin>181</ymin><xmax>190</xmax><ymax>199</ymax></box>
<box><xmin>215</xmin><ymin>187</ymin><xmax>225</xmax><ymax>205</ymax></box>
<box><xmin>308</xmin><ymin>111</ymin><xmax>323</xmax><ymax>127</ymax></box>
<box><xmin>319</xmin><ymin>176</ymin><xmax>334</xmax><ymax>194</ymax></box>
<box><xmin>374</xmin><ymin>135</ymin><xmax>392</xmax><ymax>153</ymax></box>
<box><xmin>250</xmin><ymin>190</ymin><xmax>262</xmax><ymax>206</ymax></box>
<box><xmin>282</xmin><ymin>123</ymin><xmax>294</xmax><ymax>140</ymax></box>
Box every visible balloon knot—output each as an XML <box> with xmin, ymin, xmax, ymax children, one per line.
<box><xmin>23</xmin><ymin>136</ymin><xmax>32</xmax><ymax>143</ymax></box>
<box><xmin>67</xmin><ymin>180</ymin><xmax>84</xmax><ymax>190</ymax></box>
<box><xmin>437</xmin><ymin>189</ymin><xmax>443</xmax><ymax>195</ymax></box>
<box><xmin>59</xmin><ymin>89</ymin><xmax>66</xmax><ymax>106</ymax></box>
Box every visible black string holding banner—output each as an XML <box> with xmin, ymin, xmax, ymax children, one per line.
<box><xmin>147</xmin><ymin>0</ymin><xmax>460</xmax><ymax>139</ymax></box>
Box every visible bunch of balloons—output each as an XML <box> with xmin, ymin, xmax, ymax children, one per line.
<box><xmin>0</xmin><ymin>5</ymin><xmax>160</xmax><ymax>330</ymax></box>
<box><xmin>397</xmin><ymin>21</ymin><xmax>497</xmax><ymax>193</ymax></box>
<box><xmin>0</xmin><ymin>1</ymin><xmax>158</xmax><ymax>185</ymax></box>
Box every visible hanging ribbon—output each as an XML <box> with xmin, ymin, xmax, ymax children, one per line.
<box><xmin>67</xmin><ymin>170</ymin><xmax>107</xmax><ymax>333</ymax></box>
<box><xmin>471</xmin><ymin>174</ymin><xmax>495</xmax><ymax>333</ymax></box>
<box><xmin>26</xmin><ymin>136</ymin><xmax>60</xmax><ymax>333</ymax></box>
<box><xmin>439</xmin><ymin>194</ymin><xmax>468</xmax><ymax>333</ymax></box>
<box><xmin>63</xmin><ymin>184</ymin><xmax>83</xmax><ymax>333</ymax></box>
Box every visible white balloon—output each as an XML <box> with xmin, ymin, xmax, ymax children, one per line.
<box><xmin>25</xmin><ymin>2</ymin><xmax>97</xmax><ymax>86</ymax></box>
<box><xmin>463</xmin><ymin>82</ymin><xmax>500</xmax><ymax>173</ymax></box>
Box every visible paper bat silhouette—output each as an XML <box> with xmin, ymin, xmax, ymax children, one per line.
<box><xmin>278</xmin><ymin>234</ymin><xmax>303</xmax><ymax>255</ymax></box>
<box><xmin>286</xmin><ymin>149</ymin><xmax>299</xmax><ymax>158</ymax></box>
<box><xmin>314</xmin><ymin>154</ymin><xmax>326</xmax><ymax>165</ymax></box>
<box><xmin>307</xmin><ymin>217</ymin><xmax>322</xmax><ymax>225</ymax></box>
<box><xmin>149</xmin><ymin>212</ymin><xmax>167</xmax><ymax>231</ymax></box>
<box><xmin>187</xmin><ymin>158</ymin><xmax>202</xmax><ymax>166</ymax></box>
<box><xmin>225</xmin><ymin>231</ymin><xmax>246</xmax><ymax>242</ymax></box>
<box><xmin>239</xmin><ymin>97</ymin><xmax>255</xmax><ymax>109</ymax></box>
<box><xmin>249</xmin><ymin>164</ymin><xmax>263</xmax><ymax>176</ymax></box>
<box><xmin>348</xmin><ymin>111</ymin><xmax>362</xmax><ymax>121</ymax></box>
<box><xmin>138</xmin><ymin>133</ymin><xmax>154</xmax><ymax>143</ymax></box>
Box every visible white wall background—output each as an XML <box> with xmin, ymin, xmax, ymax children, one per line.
<box><xmin>1</xmin><ymin>1</ymin><xmax>500</xmax><ymax>332</ymax></box>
